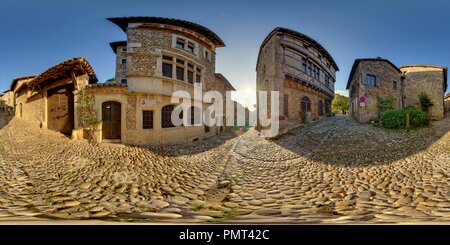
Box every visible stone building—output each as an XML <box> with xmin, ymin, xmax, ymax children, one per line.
<box><xmin>347</xmin><ymin>58</ymin><xmax>448</xmax><ymax>123</ymax></box>
<box><xmin>347</xmin><ymin>58</ymin><xmax>402</xmax><ymax>123</ymax></box>
<box><xmin>9</xmin><ymin>57</ymin><xmax>98</xmax><ymax>136</ymax></box>
<box><xmin>256</xmin><ymin>27</ymin><xmax>338</xmax><ymax>135</ymax></box>
<box><xmin>445</xmin><ymin>93</ymin><xmax>450</xmax><ymax>112</ymax></box>
<box><xmin>0</xmin><ymin>89</ymin><xmax>14</xmax><ymax>112</ymax></box>
<box><xmin>97</xmin><ymin>17</ymin><xmax>233</xmax><ymax>145</ymax></box>
<box><xmin>400</xmin><ymin>65</ymin><xmax>448</xmax><ymax>120</ymax></box>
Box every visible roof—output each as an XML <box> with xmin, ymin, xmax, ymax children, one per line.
<box><xmin>346</xmin><ymin>58</ymin><xmax>401</xmax><ymax>89</ymax></box>
<box><xmin>30</xmin><ymin>57</ymin><xmax>98</xmax><ymax>87</ymax></box>
<box><xmin>107</xmin><ymin>17</ymin><xmax>225</xmax><ymax>47</ymax></box>
<box><xmin>257</xmin><ymin>27</ymin><xmax>339</xmax><ymax>71</ymax></box>
<box><xmin>10</xmin><ymin>76</ymin><xmax>36</xmax><ymax>90</ymax></box>
<box><xmin>110</xmin><ymin>41</ymin><xmax>127</xmax><ymax>54</ymax></box>
<box><xmin>215</xmin><ymin>73</ymin><xmax>236</xmax><ymax>91</ymax></box>
<box><xmin>87</xmin><ymin>83</ymin><xmax>127</xmax><ymax>88</ymax></box>
<box><xmin>445</xmin><ymin>93</ymin><xmax>450</xmax><ymax>99</ymax></box>
<box><xmin>400</xmin><ymin>65</ymin><xmax>448</xmax><ymax>92</ymax></box>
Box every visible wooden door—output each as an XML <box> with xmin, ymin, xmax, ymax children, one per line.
<box><xmin>102</xmin><ymin>101</ymin><xmax>121</xmax><ymax>139</ymax></box>
<box><xmin>318</xmin><ymin>100</ymin><xmax>324</xmax><ymax>116</ymax></box>
<box><xmin>47</xmin><ymin>86</ymin><xmax>74</xmax><ymax>134</ymax></box>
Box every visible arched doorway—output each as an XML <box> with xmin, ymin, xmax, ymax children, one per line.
<box><xmin>318</xmin><ymin>100</ymin><xmax>324</xmax><ymax>116</ymax></box>
<box><xmin>102</xmin><ymin>101</ymin><xmax>121</xmax><ymax>139</ymax></box>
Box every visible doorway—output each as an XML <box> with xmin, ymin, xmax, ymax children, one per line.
<box><xmin>102</xmin><ymin>101</ymin><xmax>121</xmax><ymax>139</ymax></box>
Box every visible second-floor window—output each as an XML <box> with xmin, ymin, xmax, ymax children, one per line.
<box><xmin>393</xmin><ymin>81</ymin><xmax>397</xmax><ymax>90</ymax></box>
<box><xmin>174</xmin><ymin>36</ymin><xmax>197</xmax><ymax>54</ymax></box>
<box><xmin>121</xmin><ymin>59</ymin><xmax>127</xmax><ymax>64</ymax></box>
<box><xmin>176</xmin><ymin>38</ymin><xmax>185</xmax><ymax>49</ymax></box>
<box><xmin>366</xmin><ymin>74</ymin><xmax>377</xmax><ymax>87</ymax></box>
<box><xmin>161</xmin><ymin>54</ymin><xmax>203</xmax><ymax>84</ymax></box>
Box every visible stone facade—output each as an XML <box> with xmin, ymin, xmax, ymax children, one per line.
<box><xmin>103</xmin><ymin>17</ymin><xmax>232</xmax><ymax>145</ymax></box>
<box><xmin>347</xmin><ymin>59</ymin><xmax>448</xmax><ymax>123</ymax></box>
<box><xmin>400</xmin><ymin>65</ymin><xmax>447</xmax><ymax>120</ymax></box>
<box><xmin>256</xmin><ymin>27</ymin><xmax>338</xmax><ymax>135</ymax></box>
<box><xmin>445</xmin><ymin>93</ymin><xmax>450</xmax><ymax>112</ymax></box>
<box><xmin>0</xmin><ymin>90</ymin><xmax>14</xmax><ymax>112</ymax></box>
<box><xmin>347</xmin><ymin>59</ymin><xmax>402</xmax><ymax>123</ymax></box>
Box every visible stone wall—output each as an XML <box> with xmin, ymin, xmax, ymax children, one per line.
<box><xmin>126</xmin><ymin>27</ymin><xmax>217</xmax><ymax>92</ymax></box>
<box><xmin>256</xmin><ymin>30</ymin><xmax>337</xmax><ymax>134</ymax></box>
<box><xmin>15</xmin><ymin>88</ymin><xmax>45</xmax><ymax>127</ymax></box>
<box><xmin>115</xmin><ymin>44</ymin><xmax>127</xmax><ymax>82</ymax></box>
<box><xmin>349</xmin><ymin>60</ymin><xmax>402</xmax><ymax>123</ymax></box>
<box><xmin>400</xmin><ymin>66</ymin><xmax>446</xmax><ymax>120</ymax></box>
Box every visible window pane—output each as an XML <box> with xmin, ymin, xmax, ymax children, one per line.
<box><xmin>176</xmin><ymin>59</ymin><xmax>184</xmax><ymax>65</ymax></box>
<box><xmin>143</xmin><ymin>111</ymin><xmax>153</xmax><ymax>129</ymax></box>
<box><xmin>188</xmin><ymin>71</ymin><xmax>194</xmax><ymax>84</ymax></box>
<box><xmin>176</xmin><ymin>38</ymin><xmax>185</xmax><ymax>49</ymax></box>
<box><xmin>163</xmin><ymin>55</ymin><xmax>173</xmax><ymax>61</ymax></box>
<box><xmin>196</xmin><ymin>74</ymin><xmax>201</xmax><ymax>83</ymax></box>
<box><xmin>176</xmin><ymin>67</ymin><xmax>184</xmax><ymax>81</ymax></box>
<box><xmin>187</xmin><ymin>43</ymin><xmax>195</xmax><ymax>53</ymax></box>
<box><xmin>162</xmin><ymin>105</ymin><xmax>175</xmax><ymax>128</ymax></box>
<box><xmin>162</xmin><ymin>63</ymin><xmax>172</xmax><ymax>78</ymax></box>
<box><xmin>284</xmin><ymin>95</ymin><xmax>289</xmax><ymax>116</ymax></box>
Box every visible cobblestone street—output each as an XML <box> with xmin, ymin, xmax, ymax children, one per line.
<box><xmin>0</xmin><ymin>115</ymin><xmax>449</xmax><ymax>224</ymax></box>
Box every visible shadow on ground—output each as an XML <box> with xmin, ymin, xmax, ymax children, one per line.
<box><xmin>237</xmin><ymin>114</ymin><xmax>450</xmax><ymax>167</ymax></box>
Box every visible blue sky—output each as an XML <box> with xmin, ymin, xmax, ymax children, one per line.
<box><xmin>1</xmin><ymin>0</ymin><xmax>449</xmax><ymax>105</ymax></box>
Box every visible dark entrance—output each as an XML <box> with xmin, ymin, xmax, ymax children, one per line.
<box><xmin>102</xmin><ymin>101</ymin><xmax>121</xmax><ymax>139</ymax></box>
<box><xmin>318</xmin><ymin>100</ymin><xmax>324</xmax><ymax>116</ymax></box>
<box><xmin>47</xmin><ymin>85</ymin><xmax>74</xmax><ymax>135</ymax></box>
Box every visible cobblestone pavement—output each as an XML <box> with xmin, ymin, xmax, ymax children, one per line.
<box><xmin>0</xmin><ymin>115</ymin><xmax>448</xmax><ymax>224</ymax></box>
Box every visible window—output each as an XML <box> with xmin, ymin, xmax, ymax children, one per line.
<box><xmin>187</xmin><ymin>70</ymin><xmax>194</xmax><ymax>84</ymax></box>
<box><xmin>307</xmin><ymin>61</ymin><xmax>312</xmax><ymax>75</ymax></box>
<box><xmin>120</xmin><ymin>79</ymin><xmax>127</xmax><ymax>84</ymax></box>
<box><xmin>121</xmin><ymin>48</ymin><xmax>127</xmax><ymax>52</ymax></box>
<box><xmin>366</xmin><ymin>74</ymin><xmax>377</xmax><ymax>87</ymax></box>
<box><xmin>162</xmin><ymin>63</ymin><xmax>173</xmax><ymax>78</ymax></box>
<box><xmin>176</xmin><ymin>38</ymin><xmax>185</xmax><ymax>49</ymax></box>
<box><xmin>284</xmin><ymin>94</ymin><xmax>289</xmax><ymax>117</ymax></box>
<box><xmin>176</xmin><ymin>66</ymin><xmax>184</xmax><ymax>81</ymax></box>
<box><xmin>188</xmin><ymin>107</ymin><xmax>201</xmax><ymax>125</ymax></box>
<box><xmin>143</xmin><ymin>111</ymin><xmax>153</xmax><ymax>129</ymax></box>
<box><xmin>187</xmin><ymin>42</ymin><xmax>195</xmax><ymax>53</ymax></box>
<box><xmin>301</xmin><ymin>96</ymin><xmax>311</xmax><ymax>113</ymax></box>
<box><xmin>161</xmin><ymin>54</ymin><xmax>202</xmax><ymax>84</ymax></box>
<box><xmin>303</xmin><ymin>43</ymin><xmax>309</xmax><ymax>49</ymax></box>
<box><xmin>121</xmin><ymin>59</ymin><xmax>127</xmax><ymax>64</ymax></box>
<box><xmin>393</xmin><ymin>81</ymin><xmax>397</xmax><ymax>90</ymax></box>
<box><xmin>204</xmin><ymin>50</ymin><xmax>210</xmax><ymax>59</ymax></box>
<box><xmin>301</xmin><ymin>58</ymin><xmax>307</xmax><ymax>73</ymax></box>
<box><xmin>162</xmin><ymin>105</ymin><xmax>175</xmax><ymax>128</ymax></box>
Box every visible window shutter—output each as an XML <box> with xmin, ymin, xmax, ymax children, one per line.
<box><xmin>362</xmin><ymin>73</ymin><xmax>367</xmax><ymax>85</ymax></box>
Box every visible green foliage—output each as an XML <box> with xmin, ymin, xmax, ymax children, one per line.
<box><xmin>298</xmin><ymin>111</ymin><xmax>308</xmax><ymax>123</ymax></box>
<box><xmin>75</xmin><ymin>89</ymin><xmax>101</xmax><ymax>143</ymax></box>
<box><xmin>332</xmin><ymin>94</ymin><xmax>349</xmax><ymax>113</ymax></box>
<box><xmin>381</xmin><ymin>106</ymin><xmax>429</xmax><ymax>129</ymax></box>
<box><xmin>377</xmin><ymin>96</ymin><xmax>395</xmax><ymax>115</ymax></box>
<box><xmin>419</xmin><ymin>92</ymin><xmax>434</xmax><ymax>112</ymax></box>
<box><xmin>105</xmin><ymin>78</ymin><xmax>116</xmax><ymax>83</ymax></box>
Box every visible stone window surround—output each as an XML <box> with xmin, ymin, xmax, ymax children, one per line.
<box><xmin>159</xmin><ymin>51</ymin><xmax>204</xmax><ymax>86</ymax></box>
<box><xmin>284</xmin><ymin>48</ymin><xmax>335</xmax><ymax>88</ymax></box>
<box><xmin>171</xmin><ymin>34</ymin><xmax>199</xmax><ymax>56</ymax></box>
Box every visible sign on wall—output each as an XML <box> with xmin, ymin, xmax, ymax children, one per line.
<box><xmin>141</xmin><ymin>98</ymin><xmax>156</xmax><ymax>106</ymax></box>
<box><xmin>359</xmin><ymin>96</ymin><xmax>366</xmax><ymax>103</ymax></box>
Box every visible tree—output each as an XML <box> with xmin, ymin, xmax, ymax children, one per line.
<box><xmin>332</xmin><ymin>94</ymin><xmax>349</xmax><ymax>114</ymax></box>
<box><xmin>105</xmin><ymin>78</ymin><xmax>116</xmax><ymax>83</ymax></box>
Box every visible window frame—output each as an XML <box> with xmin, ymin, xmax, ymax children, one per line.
<box><xmin>142</xmin><ymin>110</ymin><xmax>154</xmax><ymax>129</ymax></box>
<box><xmin>366</xmin><ymin>74</ymin><xmax>377</xmax><ymax>87</ymax></box>
<box><xmin>121</xmin><ymin>58</ymin><xmax>127</xmax><ymax>64</ymax></box>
